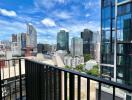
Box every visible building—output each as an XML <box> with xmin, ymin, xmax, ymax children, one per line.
<box><xmin>101</xmin><ymin>0</ymin><xmax>132</xmax><ymax>85</ymax></box>
<box><xmin>71</xmin><ymin>37</ymin><xmax>83</xmax><ymax>57</ymax></box>
<box><xmin>85</xmin><ymin>60</ymin><xmax>97</xmax><ymax>70</ymax></box>
<box><xmin>1</xmin><ymin>40</ymin><xmax>12</xmax><ymax>50</ymax></box>
<box><xmin>93</xmin><ymin>31</ymin><xmax>101</xmax><ymax>63</ymax></box>
<box><xmin>43</xmin><ymin>44</ymin><xmax>52</xmax><ymax>54</ymax></box>
<box><xmin>37</xmin><ymin>44</ymin><xmax>44</xmax><ymax>53</ymax></box>
<box><xmin>11</xmin><ymin>33</ymin><xmax>22</xmax><ymax>56</ymax></box>
<box><xmin>81</xmin><ymin>29</ymin><xmax>93</xmax><ymax>55</ymax></box>
<box><xmin>57</xmin><ymin>30</ymin><xmax>69</xmax><ymax>52</ymax></box>
<box><xmin>21</xmin><ymin>33</ymin><xmax>26</xmax><ymax>49</ymax></box>
<box><xmin>51</xmin><ymin>44</ymin><xmax>57</xmax><ymax>53</ymax></box>
<box><xmin>64</xmin><ymin>56</ymin><xmax>84</xmax><ymax>68</ymax></box>
<box><xmin>12</xmin><ymin>34</ymin><xmax>17</xmax><ymax>42</ymax></box>
<box><xmin>26</xmin><ymin>23</ymin><xmax>37</xmax><ymax>53</ymax></box>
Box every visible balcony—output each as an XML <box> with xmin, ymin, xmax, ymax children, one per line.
<box><xmin>0</xmin><ymin>59</ymin><xmax>132</xmax><ymax>100</ymax></box>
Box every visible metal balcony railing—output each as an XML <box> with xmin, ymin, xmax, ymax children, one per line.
<box><xmin>0</xmin><ymin>59</ymin><xmax>132</xmax><ymax>100</ymax></box>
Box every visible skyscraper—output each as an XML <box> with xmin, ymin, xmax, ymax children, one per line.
<box><xmin>12</xmin><ymin>33</ymin><xmax>22</xmax><ymax>56</ymax></box>
<box><xmin>57</xmin><ymin>30</ymin><xmax>69</xmax><ymax>52</ymax></box>
<box><xmin>26</xmin><ymin>23</ymin><xmax>37</xmax><ymax>52</ymax></box>
<box><xmin>101</xmin><ymin>0</ymin><xmax>132</xmax><ymax>85</ymax></box>
<box><xmin>12</xmin><ymin>34</ymin><xmax>17</xmax><ymax>42</ymax></box>
<box><xmin>81</xmin><ymin>29</ymin><xmax>93</xmax><ymax>55</ymax></box>
<box><xmin>21</xmin><ymin>33</ymin><xmax>26</xmax><ymax>49</ymax></box>
<box><xmin>71</xmin><ymin>37</ymin><xmax>83</xmax><ymax>57</ymax></box>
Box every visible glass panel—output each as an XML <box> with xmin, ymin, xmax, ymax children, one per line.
<box><xmin>118</xmin><ymin>3</ymin><xmax>132</xmax><ymax>15</ymax></box>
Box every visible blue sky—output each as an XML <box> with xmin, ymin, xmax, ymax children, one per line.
<box><xmin>0</xmin><ymin>0</ymin><xmax>100</xmax><ymax>44</ymax></box>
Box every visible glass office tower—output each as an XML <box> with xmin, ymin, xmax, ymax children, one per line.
<box><xmin>101</xmin><ymin>0</ymin><xmax>132</xmax><ymax>85</ymax></box>
<box><xmin>81</xmin><ymin>29</ymin><xmax>93</xmax><ymax>55</ymax></box>
<box><xmin>57</xmin><ymin>30</ymin><xmax>69</xmax><ymax>52</ymax></box>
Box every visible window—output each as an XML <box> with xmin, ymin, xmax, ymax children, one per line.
<box><xmin>102</xmin><ymin>0</ymin><xmax>111</xmax><ymax>7</ymax></box>
<box><xmin>101</xmin><ymin>66</ymin><xmax>114</xmax><ymax>78</ymax></box>
<box><xmin>118</xmin><ymin>3</ymin><xmax>132</xmax><ymax>15</ymax></box>
<box><xmin>126</xmin><ymin>95</ymin><xmax>132</xmax><ymax>100</ymax></box>
<box><xmin>112</xmin><ymin>7</ymin><xmax>115</xmax><ymax>18</ymax></box>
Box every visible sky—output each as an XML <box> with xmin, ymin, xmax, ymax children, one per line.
<box><xmin>0</xmin><ymin>0</ymin><xmax>100</xmax><ymax>44</ymax></box>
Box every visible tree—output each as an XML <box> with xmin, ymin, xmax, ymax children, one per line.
<box><xmin>85</xmin><ymin>64</ymin><xmax>99</xmax><ymax>76</ymax></box>
<box><xmin>65</xmin><ymin>65</ymin><xmax>72</xmax><ymax>70</ymax></box>
<box><xmin>84</xmin><ymin>54</ymin><xmax>92</xmax><ymax>62</ymax></box>
<box><xmin>75</xmin><ymin>64</ymin><xmax>84</xmax><ymax>72</ymax></box>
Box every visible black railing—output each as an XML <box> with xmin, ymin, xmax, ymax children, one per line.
<box><xmin>0</xmin><ymin>59</ymin><xmax>25</xmax><ymax>100</ymax></box>
<box><xmin>1</xmin><ymin>58</ymin><xmax>132</xmax><ymax>100</ymax></box>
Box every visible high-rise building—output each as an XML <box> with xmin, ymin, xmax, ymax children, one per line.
<box><xmin>57</xmin><ymin>30</ymin><xmax>69</xmax><ymax>52</ymax></box>
<box><xmin>71</xmin><ymin>37</ymin><xmax>83</xmax><ymax>57</ymax></box>
<box><xmin>11</xmin><ymin>33</ymin><xmax>22</xmax><ymax>56</ymax></box>
<box><xmin>81</xmin><ymin>29</ymin><xmax>94</xmax><ymax>55</ymax></box>
<box><xmin>12</xmin><ymin>34</ymin><xmax>17</xmax><ymax>42</ymax></box>
<box><xmin>101</xmin><ymin>0</ymin><xmax>132</xmax><ymax>85</ymax></box>
<box><xmin>21</xmin><ymin>33</ymin><xmax>26</xmax><ymax>49</ymax></box>
<box><xmin>37</xmin><ymin>44</ymin><xmax>44</xmax><ymax>53</ymax></box>
<box><xmin>26</xmin><ymin>23</ymin><xmax>37</xmax><ymax>52</ymax></box>
<box><xmin>93</xmin><ymin>31</ymin><xmax>101</xmax><ymax>63</ymax></box>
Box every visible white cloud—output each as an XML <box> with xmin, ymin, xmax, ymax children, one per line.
<box><xmin>41</xmin><ymin>18</ymin><xmax>56</xmax><ymax>27</ymax></box>
<box><xmin>0</xmin><ymin>8</ymin><xmax>17</xmax><ymax>17</ymax></box>
<box><xmin>59</xmin><ymin>20</ymin><xmax>100</xmax><ymax>37</ymax></box>
<box><xmin>0</xmin><ymin>20</ymin><xmax>26</xmax><ymax>35</ymax></box>
<box><xmin>86</xmin><ymin>13</ymin><xmax>90</xmax><ymax>17</ymax></box>
<box><xmin>54</xmin><ymin>11</ymin><xmax>72</xmax><ymax>19</ymax></box>
<box><xmin>59</xmin><ymin>27</ymin><xmax>69</xmax><ymax>32</ymax></box>
<box><xmin>84</xmin><ymin>1</ymin><xmax>100</xmax><ymax>10</ymax></box>
<box><xmin>34</xmin><ymin>0</ymin><xmax>66</xmax><ymax>9</ymax></box>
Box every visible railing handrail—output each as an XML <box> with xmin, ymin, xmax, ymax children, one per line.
<box><xmin>25</xmin><ymin>58</ymin><xmax>132</xmax><ymax>92</ymax></box>
<box><xmin>1</xmin><ymin>58</ymin><xmax>132</xmax><ymax>92</ymax></box>
<box><xmin>0</xmin><ymin>58</ymin><xmax>24</xmax><ymax>62</ymax></box>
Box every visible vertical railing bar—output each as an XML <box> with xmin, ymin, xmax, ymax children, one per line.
<box><xmin>49</xmin><ymin>67</ymin><xmax>53</xmax><ymax>100</ymax></box>
<box><xmin>8</xmin><ymin>60</ymin><xmax>12</xmax><ymax>100</ymax></box>
<box><xmin>35</xmin><ymin>62</ymin><xmax>37</xmax><ymax>99</ymax></box>
<box><xmin>2</xmin><ymin>61</ymin><xmax>5</xmax><ymax>100</ymax></box>
<box><xmin>25</xmin><ymin>59</ymin><xmax>30</xmax><ymax>100</ymax></box>
<box><xmin>59</xmin><ymin>70</ymin><xmax>62</xmax><ymax>100</ymax></box>
<box><xmin>0</xmin><ymin>61</ymin><xmax>1</xmax><ymax>100</ymax></box>
<box><xmin>49</xmin><ymin>67</ymin><xmax>51</xmax><ymax>100</ymax></box>
<box><xmin>87</xmin><ymin>79</ymin><xmax>90</xmax><ymax>100</ymax></box>
<box><xmin>25</xmin><ymin>60</ymin><xmax>27</xmax><ymax>100</ymax></box>
<box><xmin>19</xmin><ymin>59</ymin><xmax>22</xmax><ymax>100</ymax></box>
<box><xmin>98</xmin><ymin>82</ymin><xmax>101</xmax><ymax>100</ymax></box>
<box><xmin>69</xmin><ymin>73</ymin><xmax>75</xmax><ymax>100</ymax></box>
<box><xmin>113</xmin><ymin>86</ymin><xmax>115</xmax><ymax>100</ymax></box>
<box><xmin>0</xmin><ymin>61</ymin><xmax>2</xmax><ymax>100</ymax></box>
<box><xmin>52</xmin><ymin>67</ymin><xmax>54</xmax><ymax>100</ymax></box>
<box><xmin>13</xmin><ymin>59</ymin><xmax>17</xmax><ymax>99</ymax></box>
<box><xmin>54</xmin><ymin>68</ymin><xmax>57</xmax><ymax>100</ymax></box>
<box><xmin>46</xmin><ymin>65</ymin><xmax>49</xmax><ymax>100</ymax></box>
<box><xmin>64</xmin><ymin>72</ymin><xmax>67</xmax><ymax>100</ymax></box>
<box><xmin>78</xmin><ymin>75</ymin><xmax>81</xmax><ymax>100</ymax></box>
<box><xmin>48</xmin><ymin>66</ymin><xmax>51</xmax><ymax>100</ymax></box>
<box><xmin>36</xmin><ymin>62</ymin><xmax>39</xmax><ymax>100</ymax></box>
<box><xmin>56</xmin><ymin>69</ymin><xmax>59</xmax><ymax>100</ymax></box>
<box><xmin>44</xmin><ymin>65</ymin><xmax>46</xmax><ymax>100</ymax></box>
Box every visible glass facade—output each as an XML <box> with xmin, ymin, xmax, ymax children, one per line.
<box><xmin>101</xmin><ymin>0</ymin><xmax>115</xmax><ymax>65</ymax></box>
<box><xmin>101</xmin><ymin>0</ymin><xmax>132</xmax><ymax>85</ymax></box>
<box><xmin>116</xmin><ymin>2</ymin><xmax>132</xmax><ymax>85</ymax></box>
<box><xmin>57</xmin><ymin>30</ymin><xmax>69</xmax><ymax>52</ymax></box>
<box><xmin>81</xmin><ymin>29</ymin><xmax>93</xmax><ymax>55</ymax></box>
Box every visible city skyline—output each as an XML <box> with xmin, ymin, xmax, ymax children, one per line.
<box><xmin>0</xmin><ymin>0</ymin><xmax>100</xmax><ymax>44</ymax></box>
